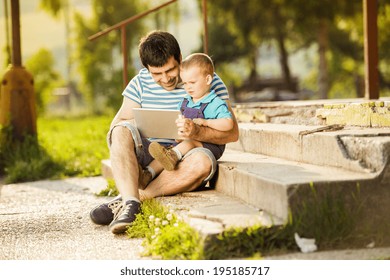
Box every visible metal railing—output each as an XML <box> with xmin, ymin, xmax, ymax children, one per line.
<box><xmin>88</xmin><ymin>0</ymin><xmax>177</xmax><ymax>88</ymax></box>
<box><xmin>88</xmin><ymin>0</ymin><xmax>209</xmax><ymax>89</ymax></box>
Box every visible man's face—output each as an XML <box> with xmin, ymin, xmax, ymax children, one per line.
<box><xmin>148</xmin><ymin>56</ymin><xmax>181</xmax><ymax>91</ymax></box>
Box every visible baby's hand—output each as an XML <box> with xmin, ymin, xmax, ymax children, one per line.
<box><xmin>193</xmin><ymin>118</ymin><xmax>206</xmax><ymax>126</ymax></box>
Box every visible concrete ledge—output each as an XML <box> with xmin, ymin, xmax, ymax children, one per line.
<box><xmin>156</xmin><ymin>190</ymin><xmax>281</xmax><ymax>235</ymax></box>
<box><xmin>228</xmin><ymin>123</ymin><xmax>390</xmax><ymax>175</ymax></box>
<box><xmin>317</xmin><ymin>101</ymin><xmax>390</xmax><ymax>127</ymax></box>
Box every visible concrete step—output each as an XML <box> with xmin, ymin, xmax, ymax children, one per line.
<box><xmin>215</xmin><ymin>149</ymin><xmax>379</xmax><ymax>222</ymax></box>
<box><xmin>228</xmin><ymin>123</ymin><xmax>390</xmax><ymax>179</ymax></box>
<box><xmin>155</xmin><ymin>189</ymin><xmax>283</xmax><ymax>235</ymax></box>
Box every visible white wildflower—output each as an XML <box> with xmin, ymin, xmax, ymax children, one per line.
<box><xmin>162</xmin><ymin>220</ymin><xmax>169</xmax><ymax>226</ymax></box>
<box><xmin>154</xmin><ymin>218</ymin><xmax>161</xmax><ymax>225</ymax></box>
<box><xmin>166</xmin><ymin>213</ymin><xmax>173</xmax><ymax>221</ymax></box>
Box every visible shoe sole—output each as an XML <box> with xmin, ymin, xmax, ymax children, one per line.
<box><xmin>149</xmin><ymin>143</ymin><xmax>176</xmax><ymax>171</ymax></box>
<box><xmin>109</xmin><ymin>221</ymin><xmax>131</xmax><ymax>234</ymax></box>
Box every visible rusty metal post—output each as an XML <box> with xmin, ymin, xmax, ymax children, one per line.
<box><xmin>202</xmin><ymin>0</ymin><xmax>208</xmax><ymax>54</ymax></box>
<box><xmin>10</xmin><ymin>0</ymin><xmax>22</xmax><ymax>66</ymax></box>
<box><xmin>121</xmin><ymin>26</ymin><xmax>128</xmax><ymax>88</ymax></box>
<box><xmin>363</xmin><ymin>0</ymin><xmax>379</xmax><ymax>99</ymax></box>
<box><xmin>0</xmin><ymin>0</ymin><xmax>37</xmax><ymax>142</ymax></box>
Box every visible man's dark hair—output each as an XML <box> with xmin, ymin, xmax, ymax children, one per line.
<box><xmin>139</xmin><ymin>30</ymin><xmax>181</xmax><ymax>68</ymax></box>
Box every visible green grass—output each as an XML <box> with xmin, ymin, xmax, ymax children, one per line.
<box><xmin>96</xmin><ymin>178</ymin><xmax>119</xmax><ymax>197</ymax></box>
<box><xmin>127</xmin><ymin>199</ymin><xmax>203</xmax><ymax>260</ymax></box>
<box><xmin>0</xmin><ymin>115</ymin><xmax>111</xmax><ymax>183</ymax></box>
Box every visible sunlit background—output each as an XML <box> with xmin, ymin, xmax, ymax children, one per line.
<box><xmin>1</xmin><ymin>0</ymin><xmax>389</xmax><ymax>116</ymax></box>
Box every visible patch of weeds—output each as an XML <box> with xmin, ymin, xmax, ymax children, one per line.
<box><xmin>289</xmin><ymin>182</ymin><xmax>364</xmax><ymax>249</ymax></box>
<box><xmin>204</xmin><ymin>223</ymin><xmax>296</xmax><ymax>259</ymax></box>
<box><xmin>0</xmin><ymin>116</ymin><xmax>110</xmax><ymax>183</ymax></box>
<box><xmin>202</xmin><ymin>183</ymin><xmax>365</xmax><ymax>259</ymax></box>
<box><xmin>38</xmin><ymin>116</ymin><xmax>110</xmax><ymax>178</ymax></box>
<box><xmin>96</xmin><ymin>179</ymin><xmax>119</xmax><ymax>197</ymax></box>
<box><xmin>0</xmin><ymin>128</ymin><xmax>64</xmax><ymax>183</ymax></box>
<box><xmin>127</xmin><ymin>199</ymin><xmax>203</xmax><ymax>260</ymax></box>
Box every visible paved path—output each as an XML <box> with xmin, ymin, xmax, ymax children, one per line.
<box><xmin>0</xmin><ymin>177</ymin><xmax>144</xmax><ymax>260</ymax></box>
<box><xmin>1</xmin><ymin>176</ymin><xmax>390</xmax><ymax>260</ymax></box>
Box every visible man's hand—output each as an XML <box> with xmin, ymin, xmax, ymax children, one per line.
<box><xmin>193</xmin><ymin>118</ymin><xmax>207</xmax><ymax>126</ymax></box>
<box><xmin>176</xmin><ymin>116</ymin><xmax>199</xmax><ymax>139</ymax></box>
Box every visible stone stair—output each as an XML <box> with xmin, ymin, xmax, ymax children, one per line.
<box><xmin>101</xmin><ymin>99</ymin><xmax>390</xmax><ymax>255</ymax></box>
<box><xmin>216</xmin><ymin>123</ymin><xmax>390</xmax><ymax>225</ymax></box>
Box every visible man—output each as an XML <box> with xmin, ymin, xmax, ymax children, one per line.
<box><xmin>90</xmin><ymin>30</ymin><xmax>239</xmax><ymax>234</ymax></box>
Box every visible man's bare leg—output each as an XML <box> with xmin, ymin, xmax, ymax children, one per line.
<box><xmin>139</xmin><ymin>151</ymin><xmax>212</xmax><ymax>201</ymax></box>
<box><xmin>107</xmin><ymin>126</ymin><xmax>144</xmax><ymax>234</ymax></box>
<box><xmin>110</xmin><ymin>126</ymin><xmax>140</xmax><ymax>201</ymax></box>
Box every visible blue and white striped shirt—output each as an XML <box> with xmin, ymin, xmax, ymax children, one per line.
<box><xmin>122</xmin><ymin>68</ymin><xmax>229</xmax><ymax>109</ymax></box>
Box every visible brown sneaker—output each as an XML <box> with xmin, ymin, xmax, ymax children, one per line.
<box><xmin>138</xmin><ymin>164</ymin><xmax>152</xmax><ymax>189</ymax></box>
<box><xmin>148</xmin><ymin>142</ymin><xmax>179</xmax><ymax>171</ymax></box>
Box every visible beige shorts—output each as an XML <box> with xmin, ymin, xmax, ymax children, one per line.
<box><xmin>107</xmin><ymin>121</ymin><xmax>217</xmax><ymax>182</ymax></box>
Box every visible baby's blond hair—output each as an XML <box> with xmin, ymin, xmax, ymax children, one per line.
<box><xmin>180</xmin><ymin>53</ymin><xmax>214</xmax><ymax>76</ymax></box>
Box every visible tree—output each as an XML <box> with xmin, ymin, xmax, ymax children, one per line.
<box><xmin>74</xmin><ymin>0</ymin><xmax>149</xmax><ymax>113</ymax></box>
<box><xmin>378</xmin><ymin>0</ymin><xmax>390</xmax><ymax>92</ymax></box>
<box><xmin>285</xmin><ymin>0</ymin><xmax>363</xmax><ymax>99</ymax></box>
<box><xmin>25</xmin><ymin>48</ymin><xmax>62</xmax><ymax>115</ymax></box>
<box><xmin>39</xmin><ymin>0</ymin><xmax>72</xmax><ymax>84</ymax></box>
<box><xmin>206</xmin><ymin>0</ymin><xmax>296</xmax><ymax>91</ymax></box>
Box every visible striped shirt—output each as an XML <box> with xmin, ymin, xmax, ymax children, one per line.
<box><xmin>122</xmin><ymin>68</ymin><xmax>230</xmax><ymax>144</ymax></box>
<box><xmin>122</xmin><ymin>68</ymin><xmax>229</xmax><ymax>109</ymax></box>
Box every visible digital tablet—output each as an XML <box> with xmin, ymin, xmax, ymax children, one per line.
<box><xmin>133</xmin><ymin>108</ymin><xmax>182</xmax><ymax>139</ymax></box>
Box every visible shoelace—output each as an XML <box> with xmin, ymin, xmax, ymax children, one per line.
<box><xmin>108</xmin><ymin>200</ymin><xmax>123</xmax><ymax>221</ymax></box>
<box><xmin>121</xmin><ymin>203</ymin><xmax>133</xmax><ymax>217</ymax></box>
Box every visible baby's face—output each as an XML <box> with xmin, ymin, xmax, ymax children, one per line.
<box><xmin>180</xmin><ymin>66</ymin><xmax>211</xmax><ymax>101</ymax></box>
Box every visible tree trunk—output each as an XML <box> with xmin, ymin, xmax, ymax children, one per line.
<box><xmin>317</xmin><ymin>19</ymin><xmax>329</xmax><ymax>99</ymax></box>
<box><xmin>354</xmin><ymin>73</ymin><xmax>365</xmax><ymax>98</ymax></box>
<box><xmin>273</xmin><ymin>6</ymin><xmax>294</xmax><ymax>92</ymax></box>
<box><xmin>248</xmin><ymin>47</ymin><xmax>259</xmax><ymax>83</ymax></box>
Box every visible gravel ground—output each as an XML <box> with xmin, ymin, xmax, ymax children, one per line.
<box><xmin>0</xmin><ymin>177</ymin><xmax>145</xmax><ymax>260</ymax></box>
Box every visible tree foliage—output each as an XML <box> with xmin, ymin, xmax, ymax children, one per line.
<box><xmin>25</xmin><ymin>48</ymin><xmax>62</xmax><ymax>115</ymax></box>
<box><xmin>73</xmin><ymin>0</ymin><xmax>149</xmax><ymax>113</ymax></box>
<box><xmin>39</xmin><ymin>0</ymin><xmax>65</xmax><ymax>17</ymax></box>
<box><xmin>204</xmin><ymin>0</ymin><xmax>390</xmax><ymax>99</ymax></box>
<box><xmin>36</xmin><ymin>0</ymin><xmax>390</xmax><ymax>106</ymax></box>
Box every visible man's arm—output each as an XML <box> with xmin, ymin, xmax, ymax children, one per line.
<box><xmin>176</xmin><ymin>101</ymin><xmax>239</xmax><ymax>145</ymax></box>
<box><xmin>110</xmin><ymin>97</ymin><xmax>141</xmax><ymax>129</ymax></box>
<box><xmin>193</xmin><ymin>117</ymin><xmax>233</xmax><ymax>132</ymax></box>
